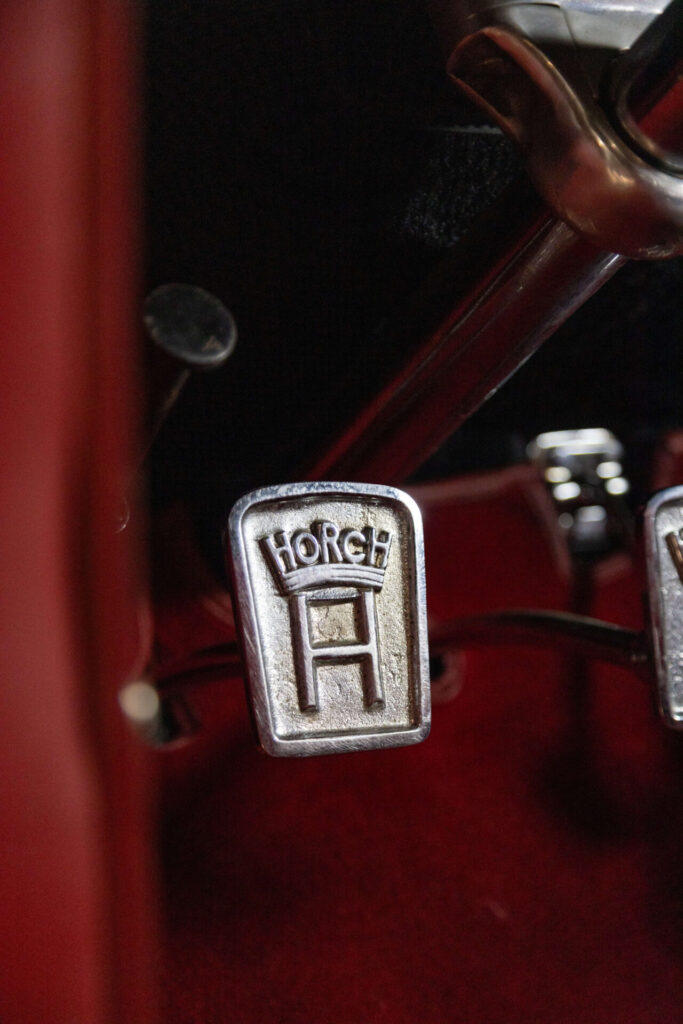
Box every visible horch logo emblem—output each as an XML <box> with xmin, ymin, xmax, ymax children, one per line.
<box><xmin>261</xmin><ymin>520</ymin><xmax>392</xmax><ymax>713</ymax></box>
<box><xmin>227</xmin><ymin>482</ymin><xmax>430</xmax><ymax>757</ymax></box>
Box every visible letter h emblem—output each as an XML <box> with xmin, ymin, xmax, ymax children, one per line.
<box><xmin>289</xmin><ymin>587</ymin><xmax>383</xmax><ymax>712</ymax></box>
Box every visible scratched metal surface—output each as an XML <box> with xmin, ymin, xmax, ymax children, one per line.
<box><xmin>227</xmin><ymin>482</ymin><xmax>431</xmax><ymax>756</ymax></box>
<box><xmin>645</xmin><ymin>486</ymin><xmax>683</xmax><ymax>727</ymax></box>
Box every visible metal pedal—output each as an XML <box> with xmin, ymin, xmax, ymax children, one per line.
<box><xmin>226</xmin><ymin>482</ymin><xmax>431</xmax><ymax>756</ymax></box>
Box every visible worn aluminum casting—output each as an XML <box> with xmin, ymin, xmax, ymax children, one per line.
<box><xmin>227</xmin><ymin>482</ymin><xmax>431</xmax><ymax>756</ymax></box>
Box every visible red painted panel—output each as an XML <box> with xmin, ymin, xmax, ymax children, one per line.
<box><xmin>0</xmin><ymin>4</ymin><xmax>157</xmax><ymax>1021</ymax></box>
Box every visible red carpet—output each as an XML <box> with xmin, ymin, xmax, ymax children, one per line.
<box><xmin>157</xmin><ymin>470</ymin><xmax>683</xmax><ymax>1022</ymax></box>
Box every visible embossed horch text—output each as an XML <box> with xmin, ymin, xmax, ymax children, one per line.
<box><xmin>261</xmin><ymin>520</ymin><xmax>392</xmax><ymax>713</ymax></box>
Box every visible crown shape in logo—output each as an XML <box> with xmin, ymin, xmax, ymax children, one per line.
<box><xmin>261</xmin><ymin>520</ymin><xmax>392</xmax><ymax>594</ymax></box>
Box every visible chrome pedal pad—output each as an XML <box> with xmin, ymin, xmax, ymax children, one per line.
<box><xmin>227</xmin><ymin>482</ymin><xmax>430</xmax><ymax>756</ymax></box>
<box><xmin>645</xmin><ymin>486</ymin><xmax>683</xmax><ymax>729</ymax></box>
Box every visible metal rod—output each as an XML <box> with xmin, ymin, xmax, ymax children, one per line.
<box><xmin>307</xmin><ymin>185</ymin><xmax>622</xmax><ymax>484</ymax></box>
<box><xmin>155</xmin><ymin>644</ymin><xmax>242</xmax><ymax>691</ymax></box>
<box><xmin>309</xmin><ymin>0</ymin><xmax>683</xmax><ymax>485</ymax></box>
<box><xmin>430</xmin><ymin>609</ymin><xmax>651</xmax><ymax>675</ymax></box>
<box><xmin>140</xmin><ymin>283</ymin><xmax>237</xmax><ymax>467</ymax></box>
<box><xmin>154</xmin><ymin>609</ymin><xmax>651</xmax><ymax>692</ymax></box>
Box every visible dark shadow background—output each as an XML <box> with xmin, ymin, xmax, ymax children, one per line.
<box><xmin>145</xmin><ymin>0</ymin><xmax>683</xmax><ymax>577</ymax></box>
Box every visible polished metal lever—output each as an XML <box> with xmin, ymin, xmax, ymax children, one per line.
<box><xmin>435</xmin><ymin>0</ymin><xmax>683</xmax><ymax>257</ymax></box>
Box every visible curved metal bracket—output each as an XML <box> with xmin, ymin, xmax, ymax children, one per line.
<box><xmin>440</xmin><ymin>1</ymin><xmax>683</xmax><ymax>257</ymax></box>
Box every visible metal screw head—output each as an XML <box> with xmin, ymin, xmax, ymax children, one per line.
<box><xmin>143</xmin><ymin>283</ymin><xmax>237</xmax><ymax>369</ymax></box>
